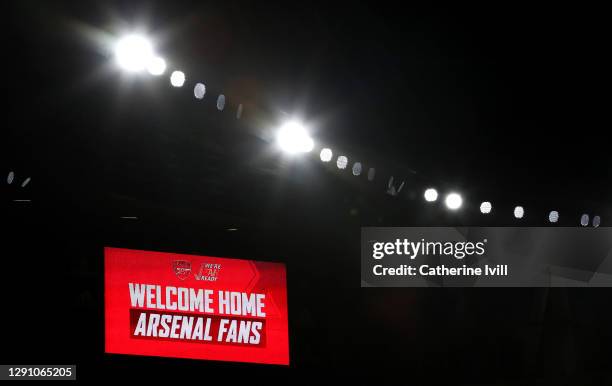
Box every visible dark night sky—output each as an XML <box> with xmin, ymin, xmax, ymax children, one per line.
<box><xmin>2</xmin><ymin>1</ymin><xmax>612</xmax><ymax>383</ymax></box>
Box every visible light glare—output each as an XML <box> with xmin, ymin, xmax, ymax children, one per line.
<box><xmin>115</xmin><ymin>35</ymin><xmax>154</xmax><ymax>72</ymax></box>
<box><xmin>276</xmin><ymin>121</ymin><xmax>314</xmax><ymax>154</ymax></box>
<box><xmin>147</xmin><ymin>56</ymin><xmax>166</xmax><ymax>75</ymax></box>
<box><xmin>445</xmin><ymin>193</ymin><xmax>462</xmax><ymax>210</ymax></box>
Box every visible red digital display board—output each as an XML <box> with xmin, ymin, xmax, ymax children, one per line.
<box><xmin>105</xmin><ymin>247</ymin><xmax>289</xmax><ymax>365</ymax></box>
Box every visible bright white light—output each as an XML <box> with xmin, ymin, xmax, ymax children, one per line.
<box><xmin>337</xmin><ymin>156</ymin><xmax>348</xmax><ymax>169</ymax></box>
<box><xmin>194</xmin><ymin>83</ymin><xmax>206</xmax><ymax>99</ymax></box>
<box><xmin>445</xmin><ymin>193</ymin><xmax>462</xmax><ymax>210</ymax></box>
<box><xmin>514</xmin><ymin>206</ymin><xmax>524</xmax><ymax>219</ymax></box>
<box><xmin>480</xmin><ymin>201</ymin><xmax>492</xmax><ymax>214</ymax></box>
<box><xmin>115</xmin><ymin>35</ymin><xmax>154</xmax><ymax>72</ymax></box>
<box><xmin>424</xmin><ymin>188</ymin><xmax>438</xmax><ymax>202</ymax></box>
<box><xmin>276</xmin><ymin>121</ymin><xmax>314</xmax><ymax>154</ymax></box>
<box><xmin>352</xmin><ymin>162</ymin><xmax>362</xmax><ymax>176</ymax></box>
<box><xmin>320</xmin><ymin>148</ymin><xmax>332</xmax><ymax>162</ymax></box>
<box><xmin>549</xmin><ymin>211</ymin><xmax>559</xmax><ymax>223</ymax></box>
<box><xmin>170</xmin><ymin>71</ymin><xmax>185</xmax><ymax>87</ymax></box>
<box><xmin>147</xmin><ymin>56</ymin><xmax>166</xmax><ymax>75</ymax></box>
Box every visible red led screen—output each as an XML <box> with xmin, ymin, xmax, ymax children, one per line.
<box><xmin>105</xmin><ymin>247</ymin><xmax>289</xmax><ymax>365</ymax></box>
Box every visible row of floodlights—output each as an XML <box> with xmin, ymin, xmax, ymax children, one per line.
<box><xmin>318</xmin><ymin>148</ymin><xmax>602</xmax><ymax>226</ymax></box>
<box><xmin>113</xmin><ymin>35</ymin><xmax>602</xmax><ymax>228</ymax></box>
<box><xmin>114</xmin><ymin>35</ymin><xmax>243</xmax><ymax>117</ymax></box>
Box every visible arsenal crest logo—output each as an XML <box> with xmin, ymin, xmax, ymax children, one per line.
<box><xmin>172</xmin><ymin>260</ymin><xmax>192</xmax><ymax>280</ymax></box>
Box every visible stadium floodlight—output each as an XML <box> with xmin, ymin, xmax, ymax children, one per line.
<box><xmin>444</xmin><ymin>192</ymin><xmax>462</xmax><ymax>210</ymax></box>
<box><xmin>217</xmin><ymin>94</ymin><xmax>226</xmax><ymax>111</ymax></box>
<box><xmin>548</xmin><ymin>210</ymin><xmax>559</xmax><ymax>223</ymax></box>
<box><xmin>170</xmin><ymin>71</ymin><xmax>185</xmax><ymax>87</ymax></box>
<box><xmin>276</xmin><ymin>121</ymin><xmax>314</xmax><ymax>154</ymax></box>
<box><xmin>194</xmin><ymin>83</ymin><xmax>206</xmax><ymax>99</ymax></box>
<box><xmin>514</xmin><ymin>206</ymin><xmax>524</xmax><ymax>219</ymax></box>
<box><xmin>480</xmin><ymin>201</ymin><xmax>492</xmax><ymax>214</ymax></box>
<box><xmin>592</xmin><ymin>215</ymin><xmax>601</xmax><ymax>228</ymax></box>
<box><xmin>320</xmin><ymin>148</ymin><xmax>333</xmax><ymax>162</ymax></box>
<box><xmin>424</xmin><ymin>188</ymin><xmax>438</xmax><ymax>202</ymax></box>
<box><xmin>580</xmin><ymin>214</ymin><xmax>589</xmax><ymax>226</ymax></box>
<box><xmin>114</xmin><ymin>34</ymin><xmax>154</xmax><ymax>72</ymax></box>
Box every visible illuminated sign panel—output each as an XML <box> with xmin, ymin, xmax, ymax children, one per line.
<box><xmin>105</xmin><ymin>247</ymin><xmax>289</xmax><ymax>365</ymax></box>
